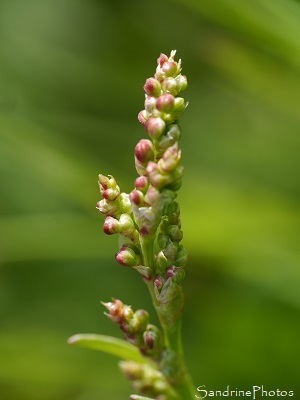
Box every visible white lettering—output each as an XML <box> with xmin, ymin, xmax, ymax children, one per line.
<box><xmin>196</xmin><ymin>385</ymin><xmax>207</xmax><ymax>399</ymax></box>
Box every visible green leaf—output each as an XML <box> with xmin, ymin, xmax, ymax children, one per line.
<box><xmin>130</xmin><ymin>395</ymin><xmax>156</xmax><ymax>400</ymax></box>
<box><xmin>67</xmin><ymin>334</ymin><xmax>146</xmax><ymax>363</ymax></box>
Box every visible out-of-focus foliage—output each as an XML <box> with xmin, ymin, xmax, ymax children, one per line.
<box><xmin>0</xmin><ymin>0</ymin><xmax>299</xmax><ymax>399</ymax></box>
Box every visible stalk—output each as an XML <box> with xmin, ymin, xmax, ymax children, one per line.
<box><xmin>84</xmin><ymin>50</ymin><xmax>194</xmax><ymax>399</ymax></box>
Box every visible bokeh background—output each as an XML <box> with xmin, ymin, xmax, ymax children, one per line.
<box><xmin>1</xmin><ymin>0</ymin><xmax>300</xmax><ymax>399</ymax></box>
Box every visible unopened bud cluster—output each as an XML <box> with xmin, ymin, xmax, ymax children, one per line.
<box><xmin>120</xmin><ymin>360</ymin><xmax>170</xmax><ymax>399</ymax></box>
<box><xmin>96</xmin><ymin>51</ymin><xmax>190</xmax><ymax>397</ymax></box>
<box><xmin>102</xmin><ymin>299</ymin><xmax>163</xmax><ymax>359</ymax></box>
<box><xmin>132</xmin><ymin>50</ymin><xmax>187</xmax><ymax>236</ymax></box>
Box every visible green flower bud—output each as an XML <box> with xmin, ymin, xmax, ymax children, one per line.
<box><xmin>163</xmin><ymin>241</ymin><xmax>179</xmax><ymax>260</ymax></box>
<box><xmin>96</xmin><ymin>199</ymin><xmax>119</xmax><ymax>216</ymax></box>
<box><xmin>155</xmin><ymin>250</ymin><xmax>168</xmax><ymax>272</ymax></box>
<box><xmin>131</xmin><ymin>309</ymin><xmax>149</xmax><ymax>332</ymax></box>
<box><xmin>145</xmin><ymin>117</ymin><xmax>166</xmax><ymax>139</ymax></box>
<box><xmin>166</xmin><ymin>225</ymin><xmax>183</xmax><ymax>242</ymax></box>
<box><xmin>173</xmin><ymin>97</ymin><xmax>185</xmax><ymax>113</ymax></box>
<box><xmin>143</xmin><ymin>78</ymin><xmax>161</xmax><ymax>97</ymax></box>
<box><xmin>119</xmin><ymin>360</ymin><xmax>144</xmax><ymax>380</ymax></box>
<box><xmin>159</xmin><ymin>218</ymin><xmax>170</xmax><ymax>233</ymax></box>
<box><xmin>115</xmin><ymin>244</ymin><xmax>139</xmax><ymax>267</ymax></box>
<box><xmin>157</xmin><ymin>232</ymin><xmax>169</xmax><ymax>250</ymax></box>
<box><xmin>119</xmin><ymin>192</ymin><xmax>132</xmax><ymax>214</ymax></box>
<box><xmin>98</xmin><ymin>174</ymin><xmax>117</xmax><ymax>192</ymax></box>
<box><xmin>156</xmin><ymin>124</ymin><xmax>181</xmax><ymax>157</ymax></box>
<box><xmin>158</xmin><ymin>144</ymin><xmax>181</xmax><ymax>173</ymax></box>
<box><xmin>175</xmin><ymin>74</ymin><xmax>187</xmax><ymax>92</ymax></box>
<box><xmin>119</xmin><ymin>214</ymin><xmax>139</xmax><ymax>242</ymax></box>
<box><xmin>175</xmin><ymin>245</ymin><xmax>188</xmax><ymax>267</ymax></box>
<box><xmin>156</xmin><ymin>93</ymin><xmax>175</xmax><ymax>113</ymax></box>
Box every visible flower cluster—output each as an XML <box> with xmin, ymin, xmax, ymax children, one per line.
<box><xmin>120</xmin><ymin>360</ymin><xmax>171</xmax><ymax>400</ymax></box>
<box><xmin>95</xmin><ymin>50</ymin><xmax>192</xmax><ymax>399</ymax></box>
<box><xmin>102</xmin><ymin>299</ymin><xmax>163</xmax><ymax>359</ymax></box>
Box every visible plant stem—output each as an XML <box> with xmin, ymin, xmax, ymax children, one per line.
<box><xmin>140</xmin><ymin>235</ymin><xmax>195</xmax><ymax>400</ymax></box>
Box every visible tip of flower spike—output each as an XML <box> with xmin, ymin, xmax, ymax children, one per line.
<box><xmin>170</xmin><ymin>50</ymin><xmax>177</xmax><ymax>59</ymax></box>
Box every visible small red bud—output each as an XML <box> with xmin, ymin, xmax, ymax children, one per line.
<box><xmin>134</xmin><ymin>139</ymin><xmax>154</xmax><ymax>164</ymax></box>
<box><xmin>129</xmin><ymin>189</ymin><xmax>144</xmax><ymax>206</ymax></box>
<box><xmin>145</xmin><ymin>117</ymin><xmax>166</xmax><ymax>139</ymax></box>
<box><xmin>161</xmin><ymin>61</ymin><xmax>177</xmax><ymax>77</ymax></box>
<box><xmin>156</xmin><ymin>93</ymin><xmax>175</xmax><ymax>113</ymax></box>
<box><xmin>157</xmin><ymin>53</ymin><xmax>168</xmax><ymax>66</ymax></box>
<box><xmin>103</xmin><ymin>216</ymin><xmax>120</xmax><ymax>235</ymax></box>
<box><xmin>134</xmin><ymin>175</ymin><xmax>149</xmax><ymax>193</ymax></box>
<box><xmin>143</xmin><ymin>77</ymin><xmax>161</xmax><ymax>97</ymax></box>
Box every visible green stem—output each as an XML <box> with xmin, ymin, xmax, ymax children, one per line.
<box><xmin>140</xmin><ymin>235</ymin><xmax>195</xmax><ymax>400</ymax></box>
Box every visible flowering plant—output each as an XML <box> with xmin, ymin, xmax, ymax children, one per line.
<box><xmin>68</xmin><ymin>50</ymin><xmax>195</xmax><ymax>400</ymax></box>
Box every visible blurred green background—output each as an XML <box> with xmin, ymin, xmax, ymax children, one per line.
<box><xmin>1</xmin><ymin>0</ymin><xmax>300</xmax><ymax>399</ymax></box>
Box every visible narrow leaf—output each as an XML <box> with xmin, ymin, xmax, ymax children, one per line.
<box><xmin>67</xmin><ymin>333</ymin><xmax>146</xmax><ymax>363</ymax></box>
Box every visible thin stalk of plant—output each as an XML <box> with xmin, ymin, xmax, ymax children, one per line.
<box><xmin>68</xmin><ymin>50</ymin><xmax>195</xmax><ymax>400</ymax></box>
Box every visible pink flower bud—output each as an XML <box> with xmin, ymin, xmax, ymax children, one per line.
<box><xmin>102</xmin><ymin>298</ymin><xmax>124</xmax><ymax>322</ymax></box>
<box><xmin>144</xmin><ymin>96</ymin><xmax>157</xmax><ymax>113</ymax></box>
<box><xmin>102</xmin><ymin>186</ymin><xmax>120</xmax><ymax>201</ymax></box>
<box><xmin>129</xmin><ymin>189</ymin><xmax>144</xmax><ymax>206</ymax></box>
<box><xmin>145</xmin><ymin>117</ymin><xmax>166</xmax><ymax>139</ymax></box>
<box><xmin>134</xmin><ymin>139</ymin><xmax>154</xmax><ymax>164</ymax></box>
<box><xmin>143</xmin><ymin>324</ymin><xmax>162</xmax><ymax>354</ymax></box>
<box><xmin>161</xmin><ymin>61</ymin><xmax>177</xmax><ymax>77</ymax></box>
<box><xmin>103</xmin><ymin>216</ymin><xmax>120</xmax><ymax>235</ymax></box>
<box><xmin>143</xmin><ymin>77</ymin><xmax>161</xmax><ymax>97</ymax></box>
<box><xmin>166</xmin><ymin>266</ymin><xmax>185</xmax><ymax>282</ymax></box>
<box><xmin>134</xmin><ymin>175</ymin><xmax>149</xmax><ymax>193</ymax></box>
<box><xmin>137</xmin><ymin>109</ymin><xmax>148</xmax><ymax>126</ymax></box>
<box><xmin>157</xmin><ymin>53</ymin><xmax>168</xmax><ymax>66</ymax></box>
<box><xmin>154</xmin><ymin>274</ymin><xmax>165</xmax><ymax>291</ymax></box>
<box><xmin>156</xmin><ymin>93</ymin><xmax>175</xmax><ymax>113</ymax></box>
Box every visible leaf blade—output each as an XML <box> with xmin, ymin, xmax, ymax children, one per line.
<box><xmin>67</xmin><ymin>333</ymin><xmax>146</xmax><ymax>363</ymax></box>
